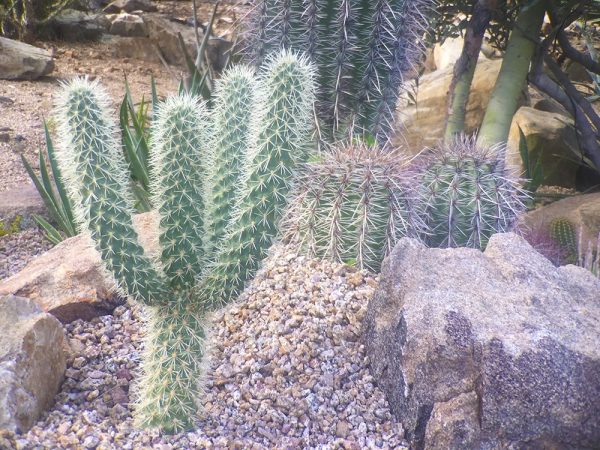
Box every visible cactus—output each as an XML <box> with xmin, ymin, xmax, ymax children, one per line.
<box><xmin>204</xmin><ymin>66</ymin><xmax>258</xmax><ymax>254</ymax></box>
<box><xmin>197</xmin><ymin>51</ymin><xmax>316</xmax><ymax>311</ymax></box>
<box><xmin>549</xmin><ymin>217</ymin><xmax>578</xmax><ymax>264</ymax></box>
<box><xmin>53</xmin><ymin>50</ymin><xmax>315</xmax><ymax>433</ymax></box>
<box><xmin>282</xmin><ymin>142</ymin><xmax>420</xmax><ymax>272</ymax></box>
<box><xmin>413</xmin><ymin>135</ymin><xmax>527</xmax><ymax>249</ymax></box>
<box><xmin>246</xmin><ymin>0</ymin><xmax>433</xmax><ymax>143</ymax></box>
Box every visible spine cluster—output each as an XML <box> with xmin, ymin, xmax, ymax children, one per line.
<box><xmin>247</xmin><ymin>0</ymin><xmax>433</xmax><ymax>142</ymax></box>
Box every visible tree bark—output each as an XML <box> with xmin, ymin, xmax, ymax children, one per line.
<box><xmin>443</xmin><ymin>0</ymin><xmax>498</xmax><ymax>143</ymax></box>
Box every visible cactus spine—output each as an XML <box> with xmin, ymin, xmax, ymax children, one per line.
<box><xmin>54</xmin><ymin>50</ymin><xmax>315</xmax><ymax>433</ymax></box>
<box><xmin>283</xmin><ymin>142</ymin><xmax>418</xmax><ymax>272</ymax></box>
<box><xmin>414</xmin><ymin>136</ymin><xmax>527</xmax><ymax>249</ymax></box>
<box><xmin>247</xmin><ymin>0</ymin><xmax>432</xmax><ymax>142</ymax></box>
<box><xmin>198</xmin><ymin>51</ymin><xmax>315</xmax><ymax>311</ymax></box>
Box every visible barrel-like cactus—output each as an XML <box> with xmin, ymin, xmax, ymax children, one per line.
<box><xmin>413</xmin><ymin>136</ymin><xmax>527</xmax><ymax>249</ymax></box>
<box><xmin>282</xmin><ymin>142</ymin><xmax>420</xmax><ymax>272</ymax></box>
<box><xmin>549</xmin><ymin>217</ymin><xmax>578</xmax><ymax>264</ymax></box>
<box><xmin>246</xmin><ymin>0</ymin><xmax>433</xmax><ymax>142</ymax></box>
<box><xmin>53</xmin><ymin>49</ymin><xmax>315</xmax><ymax>433</ymax></box>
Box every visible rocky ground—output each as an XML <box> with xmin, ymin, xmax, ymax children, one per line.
<box><xmin>17</xmin><ymin>246</ymin><xmax>406</xmax><ymax>449</ymax></box>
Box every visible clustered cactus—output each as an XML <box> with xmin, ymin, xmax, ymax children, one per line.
<box><xmin>283</xmin><ymin>136</ymin><xmax>527</xmax><ymax>270</ymax></box>
<box><xmin>54</xmin><ymin>50</ymin><xmax>315</xmax><ymax>433</ymax></box>
<box><xmin>246</xmin><ymin>0</ymin><xmax>433</xmax><ymax>142</ymax></box>
<box><xmin>549</xmin><ymin>217</ymin><xmax>578</xmax><ymax>264</ymax></box>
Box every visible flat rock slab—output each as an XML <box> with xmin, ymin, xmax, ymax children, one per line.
<box><xmin>0</xmin><ymin>37</ymin><xmax>54</xmax><ymax>80</ymax></box>
<box><xmin>0</xmin><ymin>212</ymin><xmax>157</xmax><ymax>323</ymax></box>
<box><xmin>364</xmin><ymin>233</ymin><xmax>600</xmax><ymax>449</ymax></box>
<box><xmin>0</xmin><ymin>295</ymin><xmax>66</xmax><ymax>433</ymax></box>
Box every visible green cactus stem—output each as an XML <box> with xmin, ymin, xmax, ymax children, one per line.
<box><xmin>54</xmin><ymin>78</ymin><xmax>168</xmax><ymax>306</ymax></box>
<box><xmin>204</xmin><ymin>66</ymin><xmax>258</xmax><ymax>254</ymax></box>
<box><xmin>414</xmin><ymin>135</ymin><xmax>527</xmax><ymax>249</ymax></box>
<box><xmin>549</xmin><ymin>217</ymin><xmax>578</xmax><ymax>264</ymax></box>
<box><xmin>283</xmin><ymin>142</ymin><xmax>420</xmax><ymax>272</ymax></box>
<box><xmin>198</xmin><ymin>50</ymin><xmax>316</xmax><ymax>310</ymax></box>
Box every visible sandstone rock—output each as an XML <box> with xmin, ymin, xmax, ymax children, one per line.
<box><xmin>104</xmin><ymin>0</ymin><xmax>157</xmax><ymax>14</ymax></box>
<box><xmin>108</xmin><ymin>13</ymin><xmax>147</xmax><ymax>37</ymax></box>
<box><xmin>507</xmin><ymin>106</ymin><xmax>581</xmax><ymax>188</ymax></box>
<box><xmin>0</xmin><ymin>212</ymin><xmax>158</xmax><ymax>323</ymax></box>
<box><xmin>521</xmin><ymin>192</ymin><xmax>600</xmax><ymax>250</ymax></box>
<box><xmin>0</xmin><ymin>184</ymin><xmax>45</xmax><ymax>222</ymax></box>
<box><xmin>0</xmin><ymin>37</ymin><xmax>54</xmax><ymax>80</ymax></box>
<box><xmin>432</xmin><ymin>37</ymin><xmax>488</xmax><ymax>72</ymax></box>
<box><xmin>0</xmin><ymin>295</ymin><xmax>66</xmax><ymax>433</ymax></box>
<box><xmin>395</xmin><ymin>59</ymin><xmax>514</xmax><ymax>154</ymax></box>
<box><xmin>364</xmin><ymin>233</ymin><xmax>600</xmax><ymax>449</ymax></box>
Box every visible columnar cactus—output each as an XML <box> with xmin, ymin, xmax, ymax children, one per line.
<box><xmin>246</xmin><ymin>0</ymin><xmax>433</xmax><ymax>142</ymax></box>
<box><xmin>413</xmin><ymin>136</ymin><xmax>527</xmax><ymax>249</ymax></box>
<box><xmin>53</xmin><ymin>50</ymin><xmax>315</xmax><ymax>433</ymax></box>
<box><xmin>204</xmin><ymin>66</ymin><xmax>257</xmax><ymax>254</ymax></box>
<box><xmin>282</xmin><ymin>142</ymin><xmax>420</xmax><ymax>272</ymax></box>
<box><xmin>197</xmin><ymin>52</ymin><xmax>316</xmax><ymax>310</ymax></box>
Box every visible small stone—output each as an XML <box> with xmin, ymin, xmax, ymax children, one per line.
<box><xmin>336</xmin><ymin>420</ymin><xmax>351</xmax><ymax>439</ymax></box>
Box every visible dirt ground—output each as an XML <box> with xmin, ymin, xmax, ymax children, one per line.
<box><xmin>0</xmin><ymin>0</ymin><xmax>245</xmax><ymax>192</ymax></box>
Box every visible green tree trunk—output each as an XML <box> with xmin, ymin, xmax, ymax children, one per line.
<box><xmin>476</xmin><ymin>0</ymin><xmax>547</xmax><ymax>148</ymax></box>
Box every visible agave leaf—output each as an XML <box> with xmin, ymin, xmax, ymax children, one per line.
<box><xmin>33</xmin><ymin>214</ymin><xmax>64</xmax><ymax>245</ymax></box>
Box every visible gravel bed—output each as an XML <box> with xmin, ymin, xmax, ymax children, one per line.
<box><xmin>18</xmin><ymin>246</ymin><xmax>406</xmax><ymax>449</ymax></box>
<box><xmin>0</xmin><ymin>225</ymin><xmax>52</xmax><ymax>281</ymax></box>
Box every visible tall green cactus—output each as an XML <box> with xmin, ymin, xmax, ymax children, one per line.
<box><xmin>414</xmin><ymin>136</ymin><xmax>527</xmax><ymax>249</ymax></box>
<box><xmin>246</xmin><ymin>0</ymin><xmax>432</xmax><ymax>142</ymax></box>
<box><xmin>282</xmin><ymin>142</ymin><xmax>419</xmax><ymax>272</ymax></box>
<box><xmin>197</xmin><ymin>51</ymin><xmax>316</xmax><ymax>311</ymax></box>
<box><xmin>53</xmin><ymin>50</ymin><xmax>315</xmax><ymax>433</ymax></box>
<box><xmin>204</xmin><ymin>66</ymin><xmax>257</xmax><ymax>254</ymax></box>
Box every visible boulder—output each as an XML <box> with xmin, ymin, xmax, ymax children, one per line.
<box><xmin>520</xmin><ymin>192</ymin><xmax>600</xmax><ymax>250</ymax></box>
<box><xmin>0</xmin><ymin>37</ymin><xmax>54</xmax><ymax>80</ymax></box>
<box><xmin>507</xmin><ymin>106</ymin><xmax>581</xmax><ymax>189</ymax></box>
<box><xmin>432</xmin><ymin>36</ymin><xmax>489</xmax><ymax>72</ymax></box>
<box><xmin>395</xmin><ymin>59</ymin><xmax>515</xmax><ymax>154</ymax></box>
<box><xmin>364</xmin><ymin>233</ymin><xmax>600</xmax><ymax>449</ymax></box>
<box><xmin>104</xmin><ymin>0</ymin><xmax>157</xmax><ymax>14</ymax></box>
<box><xmin>49</xmin><ymin>9</ymin><xmax>106</xmax><ymax>41</ymax></box>
<box><xmin>108</xmin><ymin>13</ymin><xmax>147</xmax><ymax>37</ymax></box>
<box><xmin>0</xmin><ymin>184</ymin><xmax>45</xmax><ymax>222</ymax></box>
<box><xmin>0</xmin><ymin>212</ymin><xmax>158</xmax><ymax>323</ymax></box>
<box><xmin>0</xmin><ymin>295</ymin><xmax>66</xmax><ymax>433</ymax></box>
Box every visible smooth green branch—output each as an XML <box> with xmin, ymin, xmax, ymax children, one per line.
<box><xmin>54</xmin><ymin>78</ymin><xmax>168</xmax><ymax>306</ymax></box>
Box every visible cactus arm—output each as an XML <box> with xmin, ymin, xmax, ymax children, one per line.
<box><xmin>150</xmin><ymin>94</ymin><xmax>210</xmax><ymax>290</ymax></box>
<box><xmin>54</xmin><ymin>78</ymin><xmax>168</xmax><ymax>306</ymax></box>
<box><xmin>199</xmin><ymin>51</ymin><xmax>315</xmax><ymax>310</ymax></box>
<box><xmin>204</xmin><ymin>66</ymin><xmax>258</xmax><ymax>254</ymax></box>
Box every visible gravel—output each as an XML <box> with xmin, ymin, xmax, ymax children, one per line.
<box><xmin>17</xmin><ymin>246</ymin><xmax>407</xmax><ymax>449</ymax></box>
<box><xmin>0</xmin><ymin>224</ymin><xmax>52</xmax><ymax>281</ymax></box>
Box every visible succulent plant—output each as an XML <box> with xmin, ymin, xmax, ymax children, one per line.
<box><xmin>282</xmin><ymin>142</ymin><xmax>420</xmax><ymax>272</ymax></box>
<box><xmin>245</xmin><ymin>0</ymin><xmax>433</xmax><ymax>143</ymax></box>
<box><xmin>413</xmin><ymin>135</ymin><xmax>527</xmax><ymax>249</ymax></box>
<box><xmin>53</xmin><ymin>50</ymin><xmax>315</xmax><ymax>433</ymax></box>
<box><xmin>549</xmin><ymin>217</ymin><xmax>578</xmax><ymax>264</ymax></box>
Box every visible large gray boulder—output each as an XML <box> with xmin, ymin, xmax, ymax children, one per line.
<box><xmin>0</xmin><ymin>37</ymin><xmax>54</xmax><ymax>80</ymax></box>
<box><xmin>364</xmin><ymin>233</ymin><xmax>600</xmax><ymax>449</ymax></box>
<box><xmin>0</xmin><ymin>295</ymin><xmax>66</xmax><ymax>433</ymax></box>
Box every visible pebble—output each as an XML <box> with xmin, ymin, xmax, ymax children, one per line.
<box><xmin>18</xmin><ymin>246</ymin><xmax>407</xmax><ymax>449</ymax></box>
